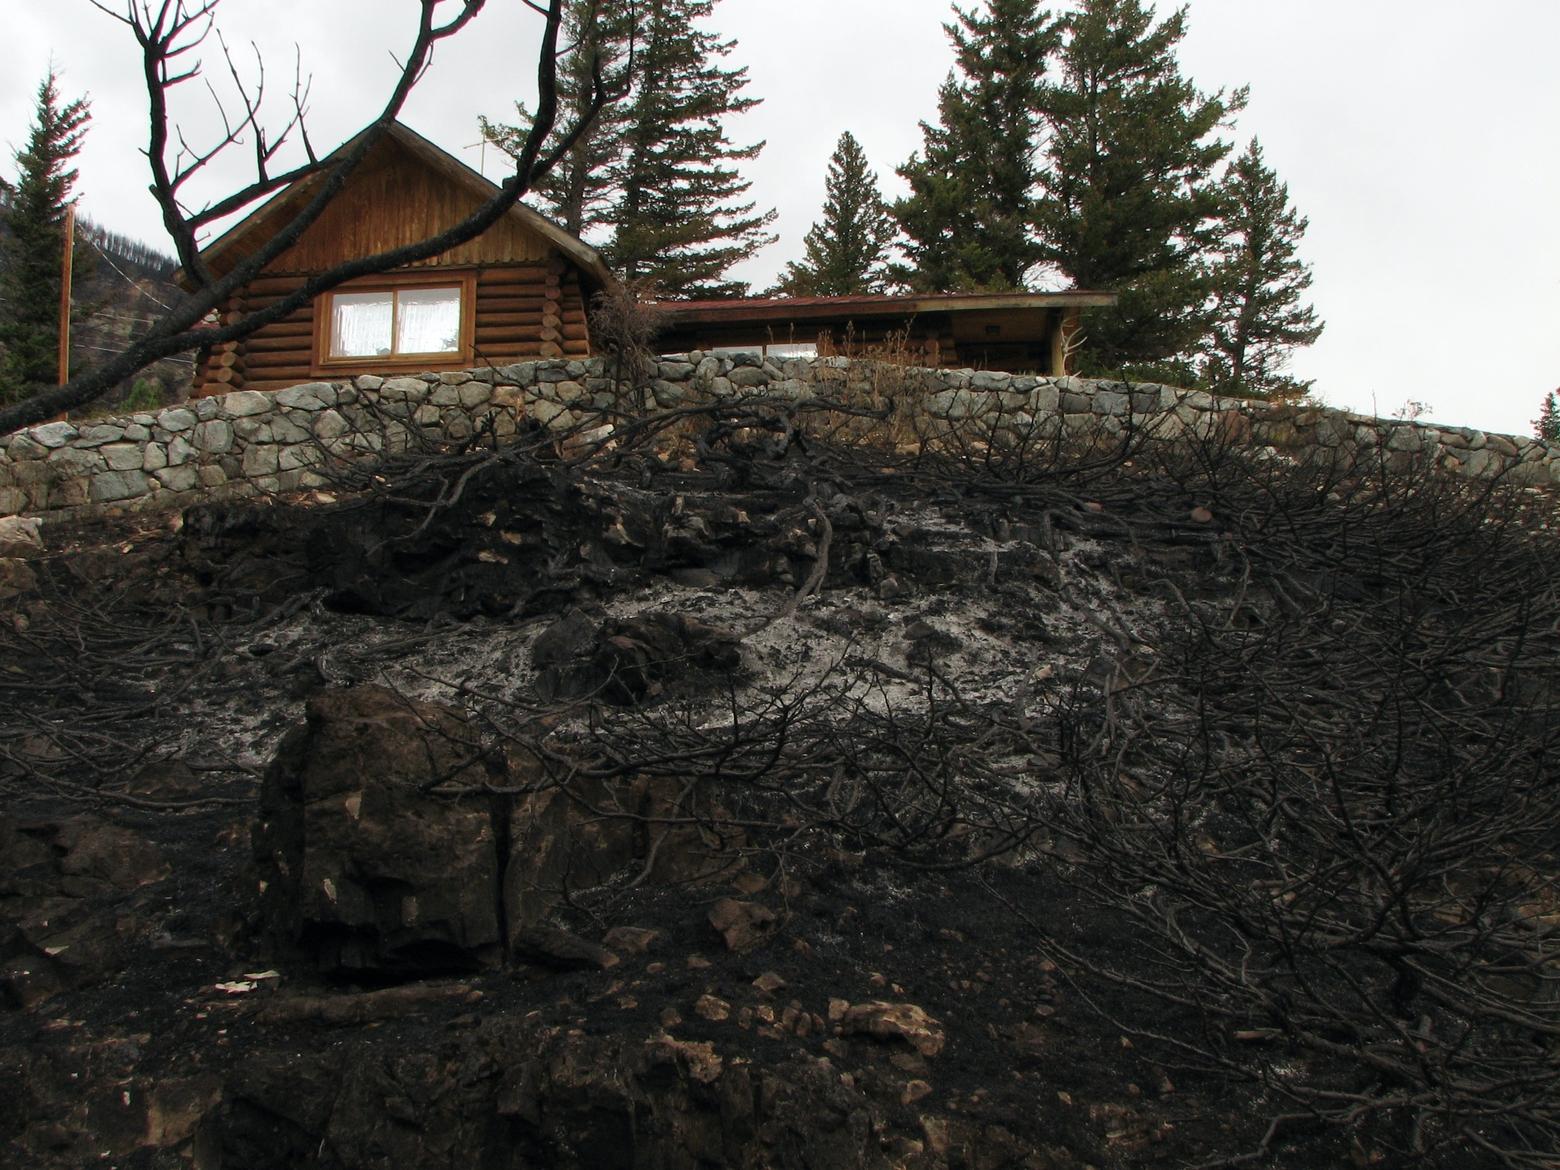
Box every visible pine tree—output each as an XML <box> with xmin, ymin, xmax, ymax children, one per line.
<box><xmin>481</xmin><ymin>0</ymin><xmax>637</xmax><ymax>240</ymax></box>
<box><xmin>1535</xmin><ymin>391</ymin><xmax>1560</xmax><ymax>444</ymax></box>
<box><xmin>1200</xmin><ymin>139</ymin><xmax>1323</xmax><ymax>399</ymax></box>
<box><xmin>606</xmin><ymin>0</ymin><xmax>775</xmax><ymax>298</ymax></box>
<box><xmin>1034</xmin><ymin>0</ymin><xmax>1241</xmax><ymax>379</ymax></box>
<box><xmin>775</xmin><ymin>132</ymin><xmax>897</xmax><ymax>296</ymax></box>
<box><xmin>0</xmin><ymin>71</ymin><xmax>90</xmax><ymax>404</ymax></box>
<box><xmin>893</xmin><ymin>0</ymin><xmax>1055</xmax><ymax>292</ymax></box>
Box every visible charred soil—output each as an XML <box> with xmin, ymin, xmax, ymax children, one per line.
<box><xmin>2</xmin><ymin>408</ymin><xmax>1558</xmax><ymax>1169</ymax></box>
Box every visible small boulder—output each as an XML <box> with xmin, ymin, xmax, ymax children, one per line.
<box><xmin>708</xmin><ymin>897</ymin><xmax>777</xmax><ymax>951</ymax></box>
<box><xmin>602</xmin><ymin>926</ymin><xmax>661</xmax><ymax>954</ymax></box>
<box><xmin>694</xmin><ymin>993</ymin><xmax>732</xmax><ymax>1022</ymax></box>
<box><xmin>0</xmin><ymin>558</ymin><xmax>37</xmax><ymax>600</ymax></box>
<box><xmin>511</xmin><ymin>924</ymin><xmax>619</xmax><ymax>971</ymax></box>
<box><xmin>0</xmin><ymin>515</ymin><xmax>43</xmax><ymax>554</ymax></box>
<box><xmin>839</xmin><ymin>1001</ymin><xmax>946</xmax><ymax>1057</ymax></box>
<box><xmin>0</xmin><ymin>815</ymin><xmax>167</xmax><ymax>1006</ymax></box>
<box><xmin>253</xmin><ymin>685</ymin><xmax>502</xmax><ymax>976</ymax></box>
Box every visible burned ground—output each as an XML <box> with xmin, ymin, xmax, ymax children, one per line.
<box><xmin>1</xmin><ymin>403</ymin><xmax>1558</xmax><ymax>1169</ymax></box>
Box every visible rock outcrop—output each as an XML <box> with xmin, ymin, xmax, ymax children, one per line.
<box><xmin>254</xmin><ymin>686</ymin><xmax>504</xmax><ymax>975</ymax></box>
<box><xmin>254</xmin><ymin>684</ymin><xmax>744</xmax><ymax>977</ymax></box>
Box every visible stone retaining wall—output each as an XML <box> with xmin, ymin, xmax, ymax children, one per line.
<box><xmin>2</xmin><ymin>353</ymin><xmax>1556</xmax><ymax>519</ymax></box>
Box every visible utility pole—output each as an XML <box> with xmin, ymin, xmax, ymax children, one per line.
<box><xmin>56</xmin><ymin>201</ymin><xmax>75</xmax><ymax>386</ymax></box>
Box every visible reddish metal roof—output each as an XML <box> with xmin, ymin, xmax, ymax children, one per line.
<box><xmin>654</xmin><ymin>289</ymin><xmax>1115</xmax><ymax>322</ymax></box>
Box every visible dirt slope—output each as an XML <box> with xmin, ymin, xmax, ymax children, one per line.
<box><xmin>2</xmin><ymin>413</ymin><xmax>1557</xmax><ymax>1169</ymax></box>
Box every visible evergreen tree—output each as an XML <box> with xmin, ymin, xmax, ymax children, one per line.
<box><xmin>1200</xmin><ymin>139</ymin><xmax>1323</xmax><ymax>399</ymax></box>
<box><xmin>481</xmin><ymin>0</ymin><xmax>637</xmax><ymax>240</ymax></box>
<box><xmin>0</xmin><ymin>71</ymin><xmax>90</xmax><ymax>404</ymax></box>
<box><xmin>893</xmin><ymin>0</ymin><xmax>1055</xmax><ymax>292</ymax></box>
<box><xmin>775</xmin><ymin>132</ymin><xmax>896</xmax><ymax>296</ymax></box>
<box><xmin>1034</xmin><ymin>0</ymin><xmax>1241</xmax><ymax>379</ymax></box>
<box><xmin>606</xmin><ymin>0</ymin><xmax>775</xmax><ymax>298</ymax></box>
<box><xmin>1535</xmin><ymin>391</ymin><xmax>1560</xmax><ymax>444</ymax></box>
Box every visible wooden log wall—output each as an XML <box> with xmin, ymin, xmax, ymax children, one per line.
<box><xmin>191</xmin><ymin>296</ymin><xmax>251</xmax><ymax>393</ymax></box>
<box><xmin>559</xmin><ymin>269</ymin><xmax>592</xmax><ymax>358</ymax></box>
<box><xmin>193</xmin><ymin>260</ymin><xmax>596</xmax><ymax>398</ymax></box>
<box><xmin>228</xmin><ymin>274</ymin><xmax>315</xmax><ymax>394</ymax></box>
<box><xmin>469</xmin><ymin>260</ymin><xmax>590</xmax><ymax>366</ymax></box>
<box><xmin>922</xmin><ymin>318</ymin><xmax>959</xmax><ymax>369</ymax></box>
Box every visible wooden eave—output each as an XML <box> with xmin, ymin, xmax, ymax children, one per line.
<box><xmin>654</xmin><ymin>290</ymin><xmax>1117</xmax><ymax>329</ymax></box>
<box><xmin>179</xmin><ymin>120</ymin><xmax>614</xmax><ymax>292</ymax></box>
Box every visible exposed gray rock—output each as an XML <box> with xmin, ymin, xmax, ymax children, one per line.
<box><xmin>31</xmin><ymin>422</ymin><xmax>78</xmax><ymax>448</ymax></box>
<box><xmin>276</xmin><ymin>383</ymin><xmax>333</xmax><ymax>410</ymax></box>
<box><xmin>76</xmin><ymin>424</ymin><xmax>126</xmax><ymax>447</ymax></box>
<box><xmin>268</xmin><ymin>414</ymin><xmax>311</xmax><ymax>444</ymax></box>
<box><xmin>46</xmin><ymin>446</ymin><xmax>104</xmax><ymax>474</ymax></box>
<box><xmin>90</xmin><ymin>469</ymin><xmax>149</xmax><ymax>503</ymax></box>
<box><xmin>1091</xmin><ymin>390</ymin><xmax>1128</xmax><ymax>416</ymax></box>
<box><xmin>193</xmin><ymin>419</ymin><xmax>234</xmax><ymax>454</ymax></box>
<box><xmin>379</xmin><ymin>377</ymin><xmax>427</xmax><ymax>402</ymax></box>
<box><xmin>242</xmin><ymin>444</ymin><xmax>280</xmax><ymax>477</ymax></box>
<box><xmin>101</xmin><ymin>443</ymin><xmax>145</xmax><ymax>471</ymax></box>
<box><xmin>157</xmin><ymin>407</ymin><xmax>198</xmax><ymax>431</ymax></box>
<box><xmin>6</xmin><ymin>435</ymin><xmax>47</xmax><ymax>461</ymax></box>
<box><xmin>221</xmin><ymin>390</ymin><xmax>271</xmax><ymax>417</ymax></box>
<box><xmin>2</xmin><ymin>356</ymin><xmax>1555</xmax><ymax>526</ymax></box>
<box><xmin>1487</xmin><ymin>434</ymin><xmax>1520</xmax><ymax>458</ymax></box>
<box><xmin>232</xmin><ymin>416</ymin><xmax>269</xmax><ymax>442</ymax></box>
<box><xmin>279</xmin><ymin>445</ymin><xmax>322</xmax><ymax>473</ymax></box>
<box><xmin>0</xmin><ymin>515</ymin><xmax>43</xmax><ymax>552</ymax></box>
<box><xmin>729</xmin><ymin>366</ymin><xmax>770</xmax><ymax>388</ymax></box>
<box><xmin>314</xmin><ymin>409</ymin><xmax>349</xmax><ymax>443</ymax></box>
<box><xmin>254</xmin><ymin>686</ymin><xmax>502</xmax><ymax>975</ymax></box>
<box><xmin>153</xmin><ymin>465</ymin><xmax>200</xmax><ymax>492</ymax></box>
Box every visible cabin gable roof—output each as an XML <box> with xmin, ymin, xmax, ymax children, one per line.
<box><xmin>190</xmin><ymin>121</ymin><xmax>612</xmax><ymax>290</ymax></box>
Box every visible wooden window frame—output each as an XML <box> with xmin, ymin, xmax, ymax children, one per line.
<box><xmin>312</xmin><ymin>269</ymin><xmax>477</xmax><ymax>374</ymax></box>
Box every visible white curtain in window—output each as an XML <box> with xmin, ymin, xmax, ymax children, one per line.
<box><xmin>396</xmin><ymin>287</ymin><xmax>462</xmax><ymax>354</ymax></box>
<box><xmin>330</xmin><ymin>292</ymin><xmax>393</xmax><ymax>358</ymax></box>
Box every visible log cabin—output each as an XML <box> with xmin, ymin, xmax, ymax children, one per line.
<box><xmin>652</xmin><ymin>290</ymin><xmax>1118</xmax><ymax>376</ymax></box>
<box><xmin>185</xmin><ymin>121</ymin><xmax>612</xmax><ymax>397</ymax></box>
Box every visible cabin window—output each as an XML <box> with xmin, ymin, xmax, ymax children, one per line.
<box><xmin>705</xmin><ymin>342</ymin><xmax>819</xmax><ymax>360</ymax></box>
<box><xmin>317</xmin><ymin>275</ymin><xmax>474</xmax><ymax>368</ymax></box>
<box><xmin>765</xmin><ymin>342</ymin><xmax>818</xmax><ymax>358</ymax></box>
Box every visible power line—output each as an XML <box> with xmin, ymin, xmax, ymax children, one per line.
<box><xmin>70</xmin><ymin>342</ymin><xmax>193</xmax><ymax>366</ymax></box>
<box><xmin>79</xmin><ymin>230</ymin><xmax>177</xmax><ymax>311</ymax></box>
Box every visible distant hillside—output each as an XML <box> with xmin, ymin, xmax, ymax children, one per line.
<box><xmin>69</xmin><ymin>216</ymin><xmax>193</xmax><ymax>412</ymax></box>
<box><xmin>0</xmin><ymin>195</ymin><xmax>193</xmax><ymax>413</ymax></box>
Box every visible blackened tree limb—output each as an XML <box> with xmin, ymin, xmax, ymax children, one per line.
<box><xmin>1</xmin><ymin>0</ymin><xmax>618</xmax><ymax>435</ymax></box>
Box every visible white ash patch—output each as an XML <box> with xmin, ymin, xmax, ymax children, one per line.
<box><xmin>146</xmin><ymin>489</ymin><xmax>1179</xmax><ymax>788</ymax></box>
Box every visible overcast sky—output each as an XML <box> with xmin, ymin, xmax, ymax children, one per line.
<box><xmin>3</xmin><ymin>1</ymin><xmax>1556</xmax><ymax>437</ymax></box>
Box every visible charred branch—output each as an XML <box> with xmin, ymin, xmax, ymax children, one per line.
<box><xmin>0</xmin><ymin>0</ymin><xmax>632</xmax><ymax>433</ymax></box>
